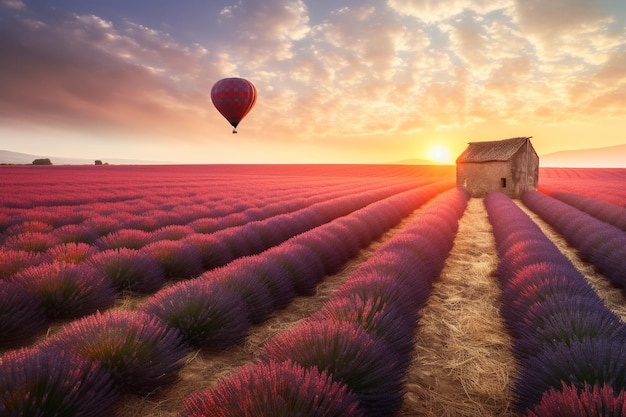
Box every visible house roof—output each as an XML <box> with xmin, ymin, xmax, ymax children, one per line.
<box><xmin>456</xmin><ymin>137</ymin><xmax>532</xmax><ymax>163</ymax></box>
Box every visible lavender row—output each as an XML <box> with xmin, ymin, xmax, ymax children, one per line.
<box><xmin>141</xmin><ymin>181</ymin><xmax>454</xmax><ymax>349</ymax></box>
<box><xmin>180</xmin><ymin>188</ymin><xmax>469</xmax><ymax>416</ymax></box>
<box><xmin>0</xmin><ymin>180</ymin><xmax>423</xmax><ymax>277</ymax></box>
<box><xmin>1</xmin><ymin>311</ymin><xmax>187</xmax><ymax>417</ymax></box>
<box><xmin>0</xmin><ymin>179</ymin><xmax>409</xmax><ymax>246</ymax></box>
<box><xmin>546</xmin><ymin>191</ymin><xmax>626</xmax><ymax>232</ymax></box>
<box><xmin>522</xmin><ymin>191</ymin><xmax>626</xmax><ymax>288</ymax></box>
<box><xmin>485</xmin><ymin>192</ymin><xmax>626</xmax><ymax>416</ymax></box>
<box><xmin>0</xmin><ymin>182</ymin><xmax>452</xmax><ymax>416</ymax></box>
<box><xmin>0</xmin><ymin>165</ymin><xmax>383</xmax><ymax>209</ymax></box>
<box><xmin>0</xmin><ymin>181</ymin><xmax>448</xmax><ymax>349</ymax></box>
<box><xmin>539</xmin><ymin>168</ymin><xmax>626</xmax><ymax>208</ymax></box>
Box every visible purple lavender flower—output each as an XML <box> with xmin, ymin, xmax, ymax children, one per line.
<box><xmin>0</xmin><ymin>281</ymin><xmax>47</xmax><ymax>348</ymax></box>
<box><xmin>96</xmin><ymin>228</ymin><xmax>152</xmax><ymax>250</ymax></box>
<box><xmin>142</xmin><ymin>278</ymin><xmax>251</xmax><ymax>349</ymax></box>
<box><xmin>231</xmin><ymin>256</ymin><xmax>296</xmax><ymax>309</ymax></box>
<box><xmin>292</xmin><ymin>230</ymin><xmax>347</xmax><ymax>275</ymax></box>
<box><xmin>52</xmin><ymin>223</ymin><xmax>99</xmax><ymax>244</ymax></box>
<box><xmin>0</xmin><ymin>347</ymin><xmax>119</xmax><ymax>417</ymax></box>
<box><xmin>260</xmin><ymin>320</ymin><xmax>406</xmax><ymax>416</ymax></box>
<box><xmin>334</xmin><ymin>271</ymin><xmax>421</xmax><ymax>325</ymax></box>
<box><xmin>141</xmin><ymin>239</ymin><xmax>204</xmax><ymax>279</ymax></box>
<box><xmin>44</xmin><ymin>311</ymin><xmax>187</xmax><ymax>396</ymax></box>
<box><xmin>9</xmin><ymin>261</ymin><xmax>115</xmax><ymax>319</ymax></box>
<box><xmin>310</xmin><ymin>295</ymin><xmax>416</xmax><ymax>359</ymax></box>
<box><xmin>265</xmin><ymin>243</ymin><xmax>326</xmax><ymax>296</ymax></box>
<box><xmin>45</xmin><ymin>242</ymin><xmax>95</xmax><ymax>264</ymax></box>
<box><xmin>88</xmin><ymin>248</ymin><xmax>166</xmax><ymax>293</ymax></box>
<box><xmin>525</xmin><ymin>382</ymin><xmax>626</xmax><ymax>417</ymax></box>
<box><xmin>181</xmin><ymin>360</ymin><xmax>364</xmax><ymax>417</ymax></box>
<box><xmin>3</xmin><ymin>232</ymin><xmax>59</xmax><ymax>253</ymax></box>
<box><xmin>181</xmin><ymin>233</ymin><xmax>235</xmax><ymax>270</ymax></box>
<box><xmin>149</xmin><ymin>224</ymin><xmax>195</xmax><ymax>242</ymax></box>
<box><xmin>210</xmin><ymin>266</ymin><xmax>275</xmax><ymax>324</ymax></box>
<box><xmin>515</xmin><ymin>338</ymin><xmax>626</xmax><ymax>412</ymax></box>
<box><xmin>0</xmin><ymin>249</ymin><xmax>45</xmax><ymax>279</ymax></box>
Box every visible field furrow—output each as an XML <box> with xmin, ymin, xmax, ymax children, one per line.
<box><xmin>400</xmin><ymin>198</ymin><xmax>517</xmax><ymax>417</ymax></box>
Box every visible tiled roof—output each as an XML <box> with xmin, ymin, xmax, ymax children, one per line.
<box><xmin>456</xmin><ymin>137</ymin><xmax>531</xmax><ymax>163</ymax></box>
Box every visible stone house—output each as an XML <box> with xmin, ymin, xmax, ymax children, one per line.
<box><xmin>456</xmin><ymin>137</ymin><xmax>539</xmax><ymax>198</ymax></box>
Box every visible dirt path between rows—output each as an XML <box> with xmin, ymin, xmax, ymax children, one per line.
<box><xmin>399</xmin><ymin>198</ymin><xmax>517</xmax><ymax>417</ymax></box>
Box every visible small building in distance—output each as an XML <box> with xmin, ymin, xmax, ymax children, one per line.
<box><xmin>456</xmin><ymin>136</ymin><xmax>539</xmax><ymax>198</ymax></box>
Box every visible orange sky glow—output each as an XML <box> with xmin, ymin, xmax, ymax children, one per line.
<box><xmin>1</xmin><ymin>0</ymin><xmax>625</xmax><ymax>165</ymax></box>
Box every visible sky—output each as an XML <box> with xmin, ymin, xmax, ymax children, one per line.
<box><xmin>1</xmin><ymin>0</ymin><xmax>625</xmax><ymax>164</ymax></box>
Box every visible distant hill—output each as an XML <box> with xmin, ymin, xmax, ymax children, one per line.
<box><xmin>0</xmin><ymin>150</ymin><xmax>174</xmax><ymax>165</ymax></box>
<box><xmin>540</xmin><ymin>144</ymin><xmax>626</xmax><ymax>168</ymax></box>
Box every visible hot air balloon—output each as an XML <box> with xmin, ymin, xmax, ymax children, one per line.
<box><xmin>211</xmin><ymin>77</ymin><xmax>257</xmax><ymax>134</ymax></box>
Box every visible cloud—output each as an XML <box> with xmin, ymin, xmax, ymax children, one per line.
<box><xmin>1</xmin><ymin>0</ymin><xmax>25</xmax><ymax>10</ymax></box>
<box><xmin>219</xmin><ymin>0</ymin><xmax>311</xmax><ymax>62</ymax></box>
<box><xmin>0</xmin><ymin>6</ymin><xmax>222</xmax><ymax>141</ymax></box>
<box><xmin>512</xmin><ymin>0</ymin><xmax>608</xmax><ymax>36</ymax></box>
<box><xmin>264</xmin><ymin>5</ymin><xmax>435</xmax><ymax>137</ymax></box>
<box><xmin>594</xmin><ymin>51</ymin><xmax>626</xmax><ymax>85</ymax></box>
<box><xmin>1</xmin><ymin>0</ymin><xmax>625</xmax><ymax>156</ymax></box>
<box><xmin>387</xmin><ymin>0</ymin><xmax>511</xmax><ymax>23</ymax></box>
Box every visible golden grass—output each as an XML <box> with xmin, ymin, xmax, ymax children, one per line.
<box><xmin>399</xmin><ymin>198</ymin><xmax>517</xmax><ymax>417</ymax></box>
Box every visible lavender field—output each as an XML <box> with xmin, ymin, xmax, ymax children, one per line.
<box><xmin>1</xmin><ymin>164</ymin><xmax>626</xmax><ymax>416</ymax></box>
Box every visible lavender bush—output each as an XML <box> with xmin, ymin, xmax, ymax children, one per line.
<box><xmin>211</xmin><ymin>266</ymin><xmax>275</xmax><ymax>324</ymax></box>
<box><xmin>44</xmin><ymin>242</ymin><xmax>95</xmax><ymax>264</ymax></box>
<box><xmin>231</xmin><ymin>256</ymin><xmax>296</xmax><ymax>310</ymax></box>
<box><xmin>88</xmin><ymin>248</ymin><xmax>166</xmax><ymax>293</ymax></box>
<box><xmin>260</xmin><ymin>320</ymin><xmax>406</xmax><ymax>416</ymax></box>
<box><xmin>150</xmin><ymin>224</ymin><xmax>195</xmax><ymax>242</ymax></box>
<box><xmin>52</xmin><ymin>223</ymin><xmax>99</xmax><ymax>244</ymax></box>
<box><xmin>3</xmin><ymin>232</ymin><xmax>59</xmax><ymax>253</ymax></box>
<box><xmin>142</xmin><ymin>278</ymin><xmax>251</xmax><ymax>349</ymax></box>
<box><xmin>0</xmin><ymin>347</ymin><xmax>119</xmax><ymax>417</ymax></box>
<box><xmin>44</xmin><ymin>311</ymin><xmax>187</xmax><ymax>395</ymax></box>
<box><xmin>9</xmin><ymin>261</ymin><xmax>115</xmax><ymax>319</ymax></box>
<box><xmin>265</xmin><ymin>243</ymin><xmax>326</xmax><ymax>296</ymax></box>
<box><xmin>0</xmin><ymin>249</ymin><xmax>44</xmax><ymax>279</ymax></box>
<box><xmin>0</xmin><ymin>281</ymin><xmax>46</xmax><ymax>348</ymax></box>
<box><xmin>181</xmin><ymin>233</ymin><xmax>235</xmax><ymax>270</ymax></box>
<box><xmin>549</xmin><ymin>191</ymin><xmax>626</xmax><ymax>232</ymax></box>
<box><xmin>526</xmin><ymin>382</ymin><xmax>626</xmax><ymax>417</ymax></box>
<box><xmin>310</xmin><ymin>295</ymin><xmax>415</xmax><ymax>359</ymax></box>
<box><xmin>522</xmin><ymin>191</ymin><xmax>626</xmax><ymax>287</ymax></box>
<box><xmin>96</xmin><ymin>228</ymin><xmax>152</xmax><ymax>250</ymax></box>
<box><xmin>515</xmin><ymin>338</ymin><xmax>626</xmax><ymax>412</ymax></box>
<box><xmin>141</xmin><ymin>240</ymin><xmax>204</xmax><ymax>279</ymax></box>
<box><xmin>181</xmin><ymin>360</ymin><xmax>364</xmax><ymax>417</ymax></box>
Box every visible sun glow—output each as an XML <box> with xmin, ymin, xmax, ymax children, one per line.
<box><xmin>427</xmin><ymin>144</ymin><xmax>452</xmax><ymax>164</ymax></box>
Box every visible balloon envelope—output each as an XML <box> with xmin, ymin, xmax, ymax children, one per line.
<box><xmin>211</xmin><ymin>78</ymin><xmax>257</xmax><ymax>132</ymax></box>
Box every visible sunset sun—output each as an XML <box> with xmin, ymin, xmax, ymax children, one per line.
<box><xmin>427</xmin><ymin>145</ymin><xmax>452</xmax><ymax>164</ymax></box>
